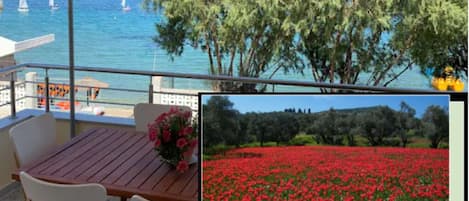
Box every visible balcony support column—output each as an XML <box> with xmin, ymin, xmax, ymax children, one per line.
<box><xmin>68</xmin><ymin>0</ymin><xmax>76</xmax><ymax>138</ymax></box>
<box><xmin>148</xmin><ymin>76</ymin><xmax>154</xmax><ymax>104</ymax></box>
<box><xmin>45</xmin><ymin>70</ymin><xmax>50</xmax><ymax>112</ymax></box>
<box><xmin>9</xmin><ymin>73</ymin><xmax>16</xmax><ymax>119</ymax></box>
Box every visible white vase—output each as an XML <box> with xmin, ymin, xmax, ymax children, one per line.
<box><xmin>183</xmin><ymin>142</ymin><xmax>198</xmax><ymax>165</ymax></box>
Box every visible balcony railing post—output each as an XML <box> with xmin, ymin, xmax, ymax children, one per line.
<box><xmin>45</xmin><ymin>69</ymin><xmax>50</xmax><ymax>112</ymax></box>
<box><xmin>149</xmin><ymin>76</ymin><xmax>154</xmax><ymax>104</ymax></box>
<box><xmin>272</xmin><ymin>84</ymin><xmax>275</xmax><ymax>92</ymax></box>
<box><xmin>9</xmin><ymin>73</ymin><xmax>16</xmax><ymax>119</ymax></box>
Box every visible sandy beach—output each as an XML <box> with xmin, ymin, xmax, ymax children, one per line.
<box><xmin>102</xmin><ymin>107</ymin><xmax>134</xmax><ymax>118</ymax></box>
<box><xmin>0</xmin><ymin>106</ymin><xmax>134</xmax><ymax>119</ymax></box>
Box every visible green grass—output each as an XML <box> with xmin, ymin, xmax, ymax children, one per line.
<box><xmin>288</xmin><ymin>134</ymin><xmax>317</xmax><ymax>146</ymax></box>
<box><xmin>204</xmin><ymin>134</ymin><xmax>448</xmax><ymax>157</ymax></box>
<box><xmin>204</xmin><ymin>144</ymin><xmax>235</xmax><ymax>156</ymax></box>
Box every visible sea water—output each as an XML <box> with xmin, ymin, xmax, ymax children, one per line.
<box><xmin>0</xmin><ymin>0</ymin><xmax>466</xmax><ymax>104</ymax></box>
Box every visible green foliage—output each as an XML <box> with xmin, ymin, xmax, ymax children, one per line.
<box><xmin>145</xmin><ymin>0</ymin><xmax>467</xmax><ymax>91</ymax></box>
<box><xmin>396</xmin><ymin>0</ymin><xmax>468</xmax><ymax>76</ymax></box>
<box><xmin>203</xmin><ymin>97</ymin><xmax>448</xmax><ymax>149</ymax></box>
<box><xmin>395</xmin><ymin>101</ymin><xmax>418</xmax><ymax>147</ymax></box>
<box><xmin>263</xmin><ymin>142</ymin><xmax>278</xmax><ymax>147</ymax></box>
<box><xmin>356</xmin><ymin>106</ymin><xmax>398</xmax><ymax>146</ymax></box>
<box><xmin>202</xmin><ymin>96</ymin><xmax>239</xmax><ymax>147</ymax></box>
<box><xmin>421</xmin><ymin>105</ymin><xmax>449</xmax><ymax>148</ymax></box>
<box><xmin>240</xmin><ymin>142</ymin><xmax>261</xmax><ymax>148</ymax></box>
<box><xmin>383</xmin><ymin>137</ymin><xmax>402</xmax><ymax>147</ymax></box>
<box><xmin>202</xmin><ymin>154</ymin><xmax>213</xmax><ymax>161</ymax></box>
<box><xmin>144</xmin><ymin>0</ymin><xmax>302</xmax><ymax>91</ymax></box>
<box><xmin>204</xmin><ymin>144</ymin><xmax>234</xmax><ymax>156</ymax></box>
<box><xmin>309</xmin><ymin>108</ymin><xmax>343</xmax><ymax>145</ymax></box>
<box><xmin>288</xmin><ymin>134</ymin><xmax>316</xmax><ymax>146</ymax></box>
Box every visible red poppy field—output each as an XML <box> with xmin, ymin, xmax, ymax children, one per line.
<box><xmin>203</xmin><ymin>146</ymin><xmax>448</xmax><ymax>201</ymax></box>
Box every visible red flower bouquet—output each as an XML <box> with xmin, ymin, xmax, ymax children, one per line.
<box><xmin>148</xmin><ymin>107</ymin><xmax>198</xmax><ymax>173</ymax></box>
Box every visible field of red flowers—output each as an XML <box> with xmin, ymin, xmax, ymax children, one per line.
<box><xmin>203</xmin><ymin>146</ymin><xmax>448</xmax><ymax>201</ymax></box>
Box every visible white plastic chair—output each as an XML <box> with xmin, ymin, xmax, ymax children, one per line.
<box><xmin>134</xmin><ymin>103</ymin><xmax>191</xmax><ymax>132</ymax></box>
<box><xmin>20</xmin><ymin>171</ymin><xmax>107</xmax><ymax>201</ymax></box>
<box><xmin>9</xmin><ymin>113</ymin><xmax>57</xmax><ymax>167</ymax></box>
<box><xmin>130</xmin><ymin>195</ymin><xmax>150</xmax><ymax>201</ymax></box>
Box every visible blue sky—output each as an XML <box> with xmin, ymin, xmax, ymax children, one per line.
<box><xmin>201</xmin><ymin>95</ymin><xmax>449</xmax><ymax>118</ymax></box>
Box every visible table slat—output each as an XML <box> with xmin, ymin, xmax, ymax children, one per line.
<box><xmin>41</xmin><ymin>129</ymin><xmax>116</xmax><ymax>175</ymax></box>
<box><xmin>53</xmin><ymin>129</ymin><xmax>125</xmax><ymax>177</ymax></box>
<box><xmin>101</xmin><ymin>142</ymin><xmax>153</xmax><ymax>184</ymax></box>
<box><xmin>126</xmin><ymin>155</ymin><xmax>165</xmax><ymax>188</ymax></box>
<box><xmin>75</xmin><ymin>132</ymin><xmax>143</xmax><ymax>181</ymax></box>
<box><xmin>167</xmin><ymin>165</ymin><xmax>198</xmax><ymax>194</ymax></box>
<box><xmin>87</xmin><ymin>134</ymin><xmax>148</xmax><ymax>183</ymax></box>
<box><xmin>113</xmin><ymin>147</ymin><xmax>158</xmax><ymax>186</ymax></box>
<box><xmin>139</xmin><ymin>163</ymin><xmax>172</xmax><ymax>190</ymax></box>
<box><xmin>26</xmin><ymin>128</ymin><xmax>103</xmax><ymax>174</ymax></box>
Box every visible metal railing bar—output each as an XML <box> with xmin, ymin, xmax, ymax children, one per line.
<box><xmin>152</xmin><ymin>91</ymin><xmax>198</xmax><ymax>97</ymax></box>
<box><xmin>0</xmin><ymin>96</ymin><xmax>28</xmax><ymax>108</ymax></box>
<box><xmin>24</xmin><ymin>80</ymin><xmax>200</xmax><ymax>96</ymax></box>
<box><xmin>0</xmin><ymin>82</ymin><xmax>26</xmax><ymax>92</ymax></box>
<box><xmin>15</xmin><ymin>96</ymin><xmax>28</xmax><ymax>102</ymax></box>
<box><xmin>0</xmin><ymin>63</ymin><xmax>462</xmax><ymax>93</ymax></box>
<box><xmin>0</xmin><ymin>102</ymin><xmax>11</xmax><ymax>108</ymax></box>
<box><xmin>24</xmin><ymin>96</ymin><xmax>137</xmax><ymax>107</ymax></box>
<box><xmin>0</xmin><ymin>64</ymin><xmax>27</xmax><ymax>76</ymax></box>
<box><xmin>23</xmin><ymin>63</ymin><xmax>452</xmax><ymax>93</ymax></box>
<box><xmin>24</xmin><ymin>81</ymin><xmax>149</xmax><ymax>93</ymax></box>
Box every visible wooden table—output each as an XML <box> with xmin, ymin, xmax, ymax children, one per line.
<box><xmin>12</xmin><ymin>127</ymin><xmax>199</xmax><ymax>201</ymax></box>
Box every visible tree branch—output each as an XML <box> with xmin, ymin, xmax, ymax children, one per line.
<box><xmin>383</xmin><ymin>62</ymin><xmax>414</xmax><ymax>87</ymax></box>
<box><xmin>373</xmin><ymin>36</ymin><xmax>414</xmax><ymax>86</ymax></box>
<box><xmin>210</xmin><ymin>25</ymin><xmax>223</xmax><ymax>75</ymax></box>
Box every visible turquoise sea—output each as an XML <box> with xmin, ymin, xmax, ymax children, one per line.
<box><xmin>0</xmin><ymin>0</ymin><xmax>466</xmax><ymax>104</ymax></box>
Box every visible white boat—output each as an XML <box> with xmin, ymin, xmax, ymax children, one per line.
<box><xmin>0</xmin><ymin>0</ymin><xmax>4</xmax><ymax>10</ymax></box>
<box><xmin>49</xmin><ymin>0</ymin><xmax>59</xmax><ymax>10</ymax></box>
<box><xmin>121</xmin><ymin>0</ymin><xmax>131</xmax><ymax>11</ymax></box>
<box><xmin>18</xmin><ymin>0</ymin><xmax>29</xmax><ymax>12</ymax></box>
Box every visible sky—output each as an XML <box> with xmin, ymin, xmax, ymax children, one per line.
<box><xmin>201</xmin><ymin>95</ymin><xmax>449</xmax><ymax>118</ymax></box>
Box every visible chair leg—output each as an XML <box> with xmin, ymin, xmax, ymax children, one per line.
<box><xmin>120</xmin><ymin>197</ymin><xmax>127</xmax><ymax>201</ymax></box>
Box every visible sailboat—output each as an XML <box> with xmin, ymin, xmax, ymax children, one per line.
<box><xmin>0</xmin><ymin>0</ymin><xmax>4</xmax><ymax>10</ymax></box>
<box><xmin>49</xmin><ymin>0</ymin><xmax>59</xmax><ymax>10</ymax></box>
<box><xmin>18</xmin><ymin>0</ymin><xmax>29</xmax><ymax>12</ymax></box>
<box><xmin>121</xmin><ymin>0</ymin><xmax>131</xmax><ymax>11</ymax></box>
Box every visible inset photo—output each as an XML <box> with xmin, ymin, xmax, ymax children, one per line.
<box><xmin>201</xmin><ymin>94</ymin><xmax>450</xmax><ymax>201</ymax></box>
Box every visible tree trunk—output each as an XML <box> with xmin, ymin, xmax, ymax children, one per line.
<box><xmin>260</xmin><ymin>133</ymin><xmax>264</xmax><ymax>147</ymax></box>
<box><xmin>329</xmin><ymin>33</ymin><xmax>342</xmax><ymax>87</ymax></box>
<box><xmin>228</xmin><ymin>48</ymin><xmax>236</xmax><ymax>76</ymax></box>
<box><xmin>402</xmin><ymin>138</ymin><xmax>408</xmax><ymax>148</ymax></box>
<box><xmin>205</xmin><ymin>34</ymin><xmax>215</xmax><ymax>75</ymax></box>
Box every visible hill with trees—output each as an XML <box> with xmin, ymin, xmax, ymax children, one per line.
<box><xmin>203</xmin><ymin>96</ymin><xmax>449</xmax><ymax>153</ymax></box>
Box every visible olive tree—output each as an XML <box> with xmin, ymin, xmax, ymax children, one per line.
<box><xmin>422</xmin><ymin>105</ymin><xmax>449</xmax><ymax>148</ymax></box>
<box><xmin>144</xmin><ymin>0</ymin><xmax>300</xmax><ymax>92</ymax></box>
